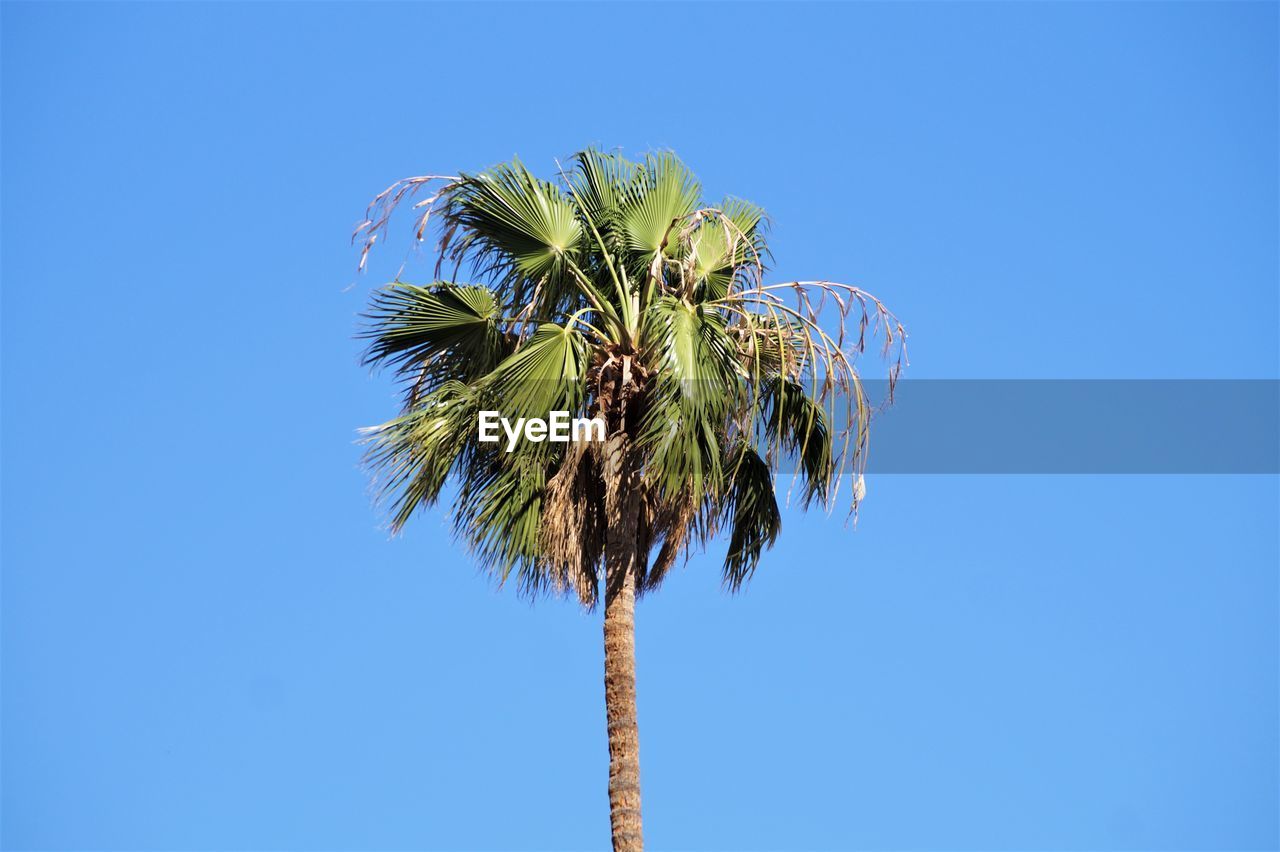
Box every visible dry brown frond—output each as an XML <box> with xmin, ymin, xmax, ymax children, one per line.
<box><xmin>636</xmin><ymin>488</ymin><xmax>701</xmax><ymax>595</ymax></box>
<box><xmin>713</xmin><ymin>278</ymin><xmax>908</xmax><ymax>513</ymax></box>
<box><xmin>540</xmin><ymin>440</ymin><xmax>604</xmax><ymax>608</ymax></box>
<box><xmin>353</xmin><ymin>174</ymin><xmax>459</xmax><ymax>273</ymax></box>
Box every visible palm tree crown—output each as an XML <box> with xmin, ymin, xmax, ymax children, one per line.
<box><xmin>357</xmin><ymin>149</ymin><xmax>904</xmax><ymax>603</ymax></box>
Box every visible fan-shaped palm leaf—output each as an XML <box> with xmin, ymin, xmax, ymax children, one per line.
<box><xmin>360</xmin><ymin>283</ymin><xmax>507</xmax><ymax>388</ymax></box>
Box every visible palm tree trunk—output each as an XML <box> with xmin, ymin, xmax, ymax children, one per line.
<box><xmin>603</xmin><ymin>562</ymin><xmax>643</xmax><ymax>851</ymax></box>
<box><xmin>603</xmin><ymin>434</ymin><xmax>644</xmax><ymax>851</ymax></box>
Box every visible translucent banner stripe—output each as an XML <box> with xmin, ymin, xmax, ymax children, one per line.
<box><xmin>463</xmin><ymin>380</ymin><xmax>1279</xmax><ymax>473</ymax></box>
<box><xmin>859</xmin><ymin>380</ymin><xmax>1279</xmax><ymax>474</ymax></box>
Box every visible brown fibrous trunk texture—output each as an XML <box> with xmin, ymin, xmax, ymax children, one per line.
<box><xmin>603</xmin><ymin>432</ymin><xmax>643</xmax><ymax>852</ymax></box>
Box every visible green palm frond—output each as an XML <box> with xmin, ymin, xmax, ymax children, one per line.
<box><xmin>641</xmin><ymin>296</ymin><xmax>741</xmax><ymax>415</ymax></box>
<box><xmin>360</xmin><ymin>283</ymin><xmax>507</xmax><ymax>387</ymax></box>
<box><xmin>689</xmin><ymin>218</ymin><xmax>737</xmax><ymax>301</ymax></box>
<box><xmin>719</xmin><ymin>442</ymin><xmax>781</xmax><ymax>591</ymax></box>
<box><xmin>362</xmin><ymin>380</ymin><xmax>479</xmax><ymax>532</ymax></box>
<box><xmin>638</xmin><ymin>396</ymin><xmax>725</xmax><ymax>512</ymax></box>
<box><xmin>439</xmin><ymin>161</ymin><xmax>621</xmax><ymax>328</ymax></box>
<box><xmin>481</xmin><ymin>322</ymin><xmax>589</xmax><ymax>425</ymax></box>
<box><xmin>763</xmin><ymin>376</ymin><xmax>835</xmax><ymax>505</ymax></box>
<box><xmin>442</xmin><ymin>161</ymin><xmax>583</xmax><ymax>280</ymax></box>
<box><xmin>454</xmin><ymin>451</ymin><xmax>551</xmax><ymax>590</ymax></box>
<box><xmin>715</xmin><ymin>197</ymin><xmax>769</xmax><ymax>291</ymax></box>
<box><xmin>567</xmin><ymin>149</ymin><xmax>636</xmax><ymax>241</ymax></box>
<box><xmin>638</xmin><ymin>297</ymin><xmax>744</xmax><ymax>502</ymax></box>
<box><xmin>620</xmin><ymin>152</ymin><xmax>702</xmax><ymax>261</ymax></box>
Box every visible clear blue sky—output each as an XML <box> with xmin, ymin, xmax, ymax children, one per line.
<box><xmin>3</xmin><ymin>2</ymin><xmax>1277</xmax><ymax>850</ymax></box>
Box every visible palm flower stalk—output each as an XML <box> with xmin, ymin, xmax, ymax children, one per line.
<box><xmin>355</xmin><ymin>150</ymin><xmax>906</xmax><ymax>851</ymax></box>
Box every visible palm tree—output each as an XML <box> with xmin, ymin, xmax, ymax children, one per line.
<box><xmin>355</xmin><ymin>149</ymin><xmax>905</xmax><ymax>851</ymax></box>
